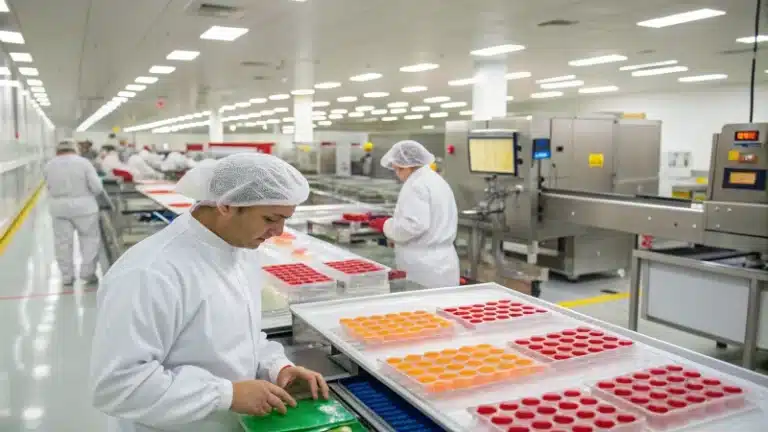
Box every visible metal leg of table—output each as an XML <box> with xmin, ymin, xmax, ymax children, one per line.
<box><xmin>742</xmin><ymin>279</ymin><xmax>761</xmax><ymax>370</ymax></box>
<box><xmin>628</xmin><ymin>252</ymin><xmax>642</xmax><ymax>332</ymax></box>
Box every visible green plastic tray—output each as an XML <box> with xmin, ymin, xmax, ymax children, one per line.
<box><xmin>239</xmin><ymin>398</ymin><xmax>357</xmax><ymax>432</ymax></box>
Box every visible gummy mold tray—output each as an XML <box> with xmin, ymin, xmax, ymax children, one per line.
<box><xmin>339</xmin><ymin>310</ymin><xmax>455</xmax><ymax>346</ymax></box>
<box><xmin>322</xmin><ymin>259</ymin><xmax>388</xmax><ymax>289</ymax></box>
<box><xmin>381</xmin><ymin>344</ymin><xmax>547</xmax><ymax>396</ymax></box>
<box><xmin>591</xmin><ymin>364</ymin><xmax>750</xmax><ymax>431</ymax></box>
<box><xmin>470</xmin><ymin>388</ymin><xmax>646</xmax><ymax>432</ymax></box>
<box><xmin>437</xmin><ymin>299</ymin><xmax>550</xmax><ymax>330</ymax></box>
<box><xmin>262</xmin><ymin>263</ymin><xmax>337</xmax><ymax>301</ymax></box>
<box><xmin>509</xmin><ymin>326</ymin><xmax>635</xmax><ymax>368</ymax></box>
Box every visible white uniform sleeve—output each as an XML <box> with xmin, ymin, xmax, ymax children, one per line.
<box><xmin>383</xmin><ymin>183</ymin><xmax>430</xmax><ymax>244</ymax></box>
<box><xmin>85</xmin><ymin>160</ymin><xmax>104</xmax><ymax>196</ymax></box>
<box><xmin>255</xmin><ymin>332</ymin><xmax>294</xmax><ymax>383</ymax></box>
<box><xmin>90</xmin><ymin>269</ymin><xmax>233</xmax><ymax>428</ymax></box>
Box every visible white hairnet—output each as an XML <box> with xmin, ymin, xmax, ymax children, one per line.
<box><xmin>175</xmin><ymin>153</ymin><xmax>310</xmax><ymax>206</ymax></box>
<box><xmin>56</xmin><ymin>140</ymin><xmax>77</xmax><ymax>152</ymax></box>
<box><xmin>380</xmin><ymin>140</ymin><xmax>435</xmax><ymax>169</ymax></box>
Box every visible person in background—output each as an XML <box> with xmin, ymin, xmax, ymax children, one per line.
<box><xmin>44</xmin><ymin>140</ymin><xmax>104</xmax><ymax>285</ymax></box>
<box><xmin>128</xmin><ymin>149</ymin><xmax>164</xmax><ymax>180</ymax></box>
<box><xmin>360</xmin><ymin>152</ymin><xmax>373</xmax><ymax>177</ymax></box>
<box><xmin>139</xmin><ymin>146</ymin><xmax>164</xmax><ymax>170</ymax></box>
<box><xmin>90</xmin><ymin>153</ymin><xmax>329</xmax><ymax>432</ymax></box>
<box><xmin>100</xmin><ymin>144</ymin><xmax>136</xmax><ymax>178</ymax></box>
<box><xmin>78</xmin><ymin>140</ymin><xmax>98</xmax><ymax>161</ymax></box>
<box><xmin>368</xmin><ymin>140</ymin><xmax>460</xmax><ymax>288</ymax></box>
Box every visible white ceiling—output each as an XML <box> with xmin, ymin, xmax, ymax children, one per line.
<box><xmin>4</xmin><ymin>0</ymin><xmax>768</xmax><ymax>132</ymax></box>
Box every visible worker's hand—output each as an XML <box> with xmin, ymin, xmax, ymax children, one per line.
<box><xmin>230</xmin><ymin>379</ymin><xmax>297</xmax><ymax>416</ymax></box>
<box><xmin>368</xmin><ymin>217</ymin><xmax>389</xmax><ymax>233</ymax></box>
<box><xmin>277</xmin><ymin>366</ymin><xmax>330</xmax><ymax>400</ymax></box>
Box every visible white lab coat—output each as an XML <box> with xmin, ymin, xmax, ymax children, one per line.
<box><xmin>161</xmin><ymin>152</ymin><xmax>189</xmax><ymax>171</ymax></box>
<box><xmin>44</xmin><ymin>154</ymin><xmax>104</xmax><ymax>280</ymax></box>
<box><xmin>90</xmin><ymin>212</ymin><xmax>293</xmax><ymax>432</ymax></box>
<box><xmin>128</xmin><ymin>154</ymin><xmax>163</xmax><ymax>180</ymax></box>
<box><xmin>140</xmin><ymin>149</ymin><xmax>164</xmax><ymax>170</ymax></box>
<box><xmin>101</xmin><ymin>152</ymin><xmax>136</xmax><ymax>177</ymax></box>
<box><xmin>383</xmin><ymin>166</ymin><xmax>460</xmax><ymax>288</ymax></box>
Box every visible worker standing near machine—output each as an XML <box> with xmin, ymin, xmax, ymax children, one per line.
<box><xmin>44</xmin><ymin>140</ymin><xmax>104</xmax><ymax>285</ymax></box>
<box><xmin>369</xmin><ymin>140</ymin><xmax>460</xmax><ymax>288</ymax></box>
<box><xmin>89</xmin><ymin>153</ymin><xmax>329</xmax><ymax>432</ymax></box>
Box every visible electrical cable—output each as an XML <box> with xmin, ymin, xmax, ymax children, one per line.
<box><xmin>748</xmin><ymin>0</ymin><xmax>763</xmax><ymax>122</ymax></box>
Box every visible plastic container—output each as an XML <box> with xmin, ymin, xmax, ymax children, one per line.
<box><xmin>437</xmin><ymin>300</ymin><xmax>550</xmax><ymax>330</ymax></box>
<box><xmin>381</xmin><ymin>344</ymin><xmax>547</xmax><ymax>396</ymax></box>
<box><xmin>322</xmin><ymin>259</ymin><xmax>389</xmax><ymax>290</ymax></box>
<box><xmin>339</xmin><ymin>310</ymin><xmax>455</xmax><ymax>346</ymax></box>
<box><xmin>239</xmin><ymin>398</ymin><xmax>356</xmax><ymax>432</ymax></box>
<box><xmin>262</xmin><ymin>263</ymin><xmax>338</xmax><ymax>302</ymax></box>
<box><xmin>470</xmin><ymin>388</ymin><xmax>646</xmax><ymax>432</ymax></box>
<box><xmin>590</xmin><ymin>364</ymin><xmax>750</xmax><ymax>431</ymax></box>
<box><xmin>509</xmin><ymin>326</ymin><xmax>635</xmax><ymax>369</ymax></box>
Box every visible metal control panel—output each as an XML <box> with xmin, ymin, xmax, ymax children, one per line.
<box><xmin>709</xmin><ymin>123</ymin><xmax>768</xmax><ymax>204</ymax></box>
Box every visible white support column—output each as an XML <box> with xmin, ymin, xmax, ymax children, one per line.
<box><xmin>209</xmin><ymin>110</ymin><xmax>223</xmax><ymax>144</ymax></box>
<box><xmin>293</xmin><ymin>95</ymin><xmax>313</xmax><ymax>144</ymax></box>
<box><xmin>471</xmin><ymin>59</ymin><xmax>508</xmax><ymax>121</ymax></box>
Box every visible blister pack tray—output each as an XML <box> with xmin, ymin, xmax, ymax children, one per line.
<box><xmin>437</xmin><ymin>299</ymin><xmax>550</xmax><ymax>330</ymax></box>
<box><xmin>509</xmin><ymin>326</ymin><xmax>635</xmax><ymax>369</ymax></box>
<box><xmin>339</xmin><ymin>310</ymin><xmax>456</xmax><ymax>346</ymax></box>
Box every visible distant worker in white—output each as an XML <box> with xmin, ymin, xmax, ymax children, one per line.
<box><xmin>100</xmin><ymin>144</ymin><xmax>136</xmax><ymax>178</ymax></box>
<box><xmin>368</xmin><ymin>140</ymin><xmax>460</xmax><ymax>288</ymax></box>
<box><xmin>127</xmin><ymin>149</ymin><xmax>164</xmax><ymax>180</ymax></box>
<box><xmin>44</xmin><ymin>140</ymin><xmax>104</xmax><ymax>285</ymax></box>
<box><xmin>90</xmin><ymin>153</ymin><xmax>329</xmax><ymax>432</ymax></box>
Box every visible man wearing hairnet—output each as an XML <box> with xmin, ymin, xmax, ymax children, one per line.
<box><xmin>44</xmin><ymin>140</ymin><xmax>104</xmax><ymax>285</ymax></box>
<box><xmin>90</xmin><ymin>153</ymin><xmax>329</xmax><ymax>432</ymax></box>
<box><xmin>368</xmin><ymin>141</ymin><xmax>460</xmax><ymax>288</ymax></box>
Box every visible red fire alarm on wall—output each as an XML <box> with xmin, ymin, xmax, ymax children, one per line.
<box><xmin>447</xmin><ymin>144</ymin><xmax>455</xmax><ymax>155</ymax></box>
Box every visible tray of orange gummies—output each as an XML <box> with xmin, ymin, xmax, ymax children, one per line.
<box><xmin>340</xmin><ymin>311</ymin><xmax>455</xmax><ymax>346</ymax></box>
<box><xmin>380</xmin><ymin>343</ymin><xmax>548</xmax><ymax>396</ymax></box>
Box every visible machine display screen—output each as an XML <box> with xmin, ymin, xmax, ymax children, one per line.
<box><xmin>728</xmin><ymin>171</ymin><xmax>758</xmax><ymax>185</ymax></box>
<box><xmin>468</xmin><ymin>137</ymin><xmax>517</xmax><ymax>175</ymax></box>
<box><xmin>734</xmin><ymin>130</ymin><xmax>760</xmax><ymax>141</ymax></box>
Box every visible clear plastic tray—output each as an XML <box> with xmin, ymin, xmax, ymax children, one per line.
<box><xmin>380</xmin><ymin>343</ymin><xmax>548</xmax><ymax>397</ymax></box>
<box><xmin>469</xmin><ymin>388</ymin><xmax>646</xmax><ymax>432</ymax></box>
<box><xmin>321</xmin><ymin>259</ymin><xmax>389</xmax><ymax>290</ymax></box>
<box><xmin>590</xmin><ymin>364</ymin><xmax>752</xmax><ymax>431</ymax></box>
<box><xmin>262</xmin><ymin>263</ymin><xmax>338</xmax><ymax>302</ymax></box>
<box><xmin>508</xmin><ymin>326</ymin><xmax>636</xmax><ymax>369</ymax></box>
<box><xmin>437</xmin><ymin>299</ymin><xmax>551</xmax><ymax>330</ymax></box>
<box><xmin>339</xmin><ymin>311</ymin><xmax>456</xmax><ymax>346</ymax></box>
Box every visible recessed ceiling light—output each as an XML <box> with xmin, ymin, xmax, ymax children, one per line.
<box><xmin>736</xmin><ymin>35</ymin><xmax>768</xmax><ymax>44</ymax></box>
<box><xmin>235</xmin><ymin>101</ymin><xmax>251</xmax><ymax>108</ymax></box>
<box><xmin>328</xmin><ymin>114</ymin><xmax>344</xmax><ymax>120</ymax></box>
<box><xmin>291</xmin><ymin>89</ymin><xmax>315</xmax><ymax>96</ymax></box>
<box><xmin>330</xmin><ymin>109</ymin><xmax>348</xmax><ymax>114</ymax></box>
<box><xmin>619</xmin><ymin>60</ymin><xmax>678</xmax><ymax>71</ymax></box>
<box><xmin>39</xmin><ymin>101</ymin><xmax>51</xmax><ymax>107</ymax></box>
<box><xmin>531</xmin><ymin>91</ymin><xmax>564</xmax><ymax>99</ymax></box>
<box><xmin>135</xmin><ymin>76</ymin><xmax>159</xmax><ymax>84</ymax></box>
<box><xmin>260</xmin><ymin>109</ymin><xmax>275</xmax><ymax>116</ymax></box>
<box><xmin>536</xmin><ymin>75</ymin><xmax>576</xmax><ymax>84</ymax></box>
<box><xmin>402</xmin><ymin>86</ymin><xmax>428</xmax><ymax>93</ymax></box>
<box><xmin>404</xmin><ymin>114</ymin><xmax>424</xmax><ymax>120</ymax></box>
<box><xmin>269</xmin><ymin>94</ymin><xmax>290</xmax><ymax>100</ymax></box>
<box><xmin>430</xmin><ymin>112</ymin><xmax>449</xmax><ymax>118</ymax></box>
<box><xmin>506</xmin><ymin>96</ymin><xmax>515</xmax><ymax>101</ymax></box>
<box><xmin>637</xmin><ymin>8</ymin><xmax>725</xmax><ymax>28</ymax></box>
<box><xmin>113</xmin><ymin>96</ymin><xmax>128</xmax><ymax>102</ymax></box>
<box><xmin>678</xmin><ymin>74</ymin><xmax>728</xmax><ymax>83</ymax></box>
<box><xmin>470</xmin><ymin>44</ymin><xmax>526</xmax><ymax>56</ymax></box>
<box><xmin>411</xmin><ymin>105</ymin><xmax>430</xmax><ymax>112</ymax></box>
<box><xmin>540</xmin><ymin>80</ymin><xmax>584</xmax><ymax>89</ymax></box>
<box><xmin>349</xmin><ymin>72</ymin><xmax>382</xmax><ymax>82</ymax></box>
<box><xmin>387</xmin><ymin>102</ymin><xmax>408</xmax><ymax>108</ymax></box>
<box><xmin>632</xmin><ymin>66</ymin><xmax>688</xmax><ymax>76</ymax></box>
<box><xmin>355</xmin><ymin>105</ymin><xmax>375</xmax><ymax>112</ymax></box>
<box><xmin>422</xmin><ymin>125</ymin><xmax>436</xmax><ymax>130</ymax></box>
<box><xmin>312</xmin><ymin>101</ymin><xmax>330</xmax><ymax>107</ymax></box>
<box><xmin>579</xmin><ymin>86</ymin><xmax>619</xmax><ymax>94</ymax></box>
<box><xmin>348</xmin><ymin>112</ymin><xmax>364</xmax><ymax>118</ymax></box>
<box><xmin>399</xmin><ymin>63</ymin><xmax>439</xmax><ymax>72</ymax></box>
<box><xmin>0</xmin><ymin>1</ymin><xmax>9</xmax><ymax>12</ymax></box>
<box><xmin>424</xmin><ymin>96</ymin><xmax>450</xmax><ymax>103</ymax></box>
<box><xmin>315</xmin><ymin>81</ymin><xmax>341</xmax><ymax>89</ymax></box>
<box><xmin>569</xmin><ymin>55</ymin><xmax>627</xmax><ymax>67</ymax></box>
<box><xmin>0</xmin><ymin>66</ymin><xmax>9</xmax><ymax>75</ymax></box>
<box><xmin>312</xmin><ymin>110</ymin><xmax>327</xmax><ymax>116</ymax></box>
<box><xmin>389</xmin><ymin>108</ymin><xmax>407</xmax><ymax>114</ymax></box>
<box><xmin>0</xmin><ymin>30</ymin><xmax>24</xmax><ymax>44</ymax></box>
<box><xmin>10</xmin><ymin>52</ymin><xmax>33</xmax><ymax>62</ymax></box>
<box><xmin>200</xmin><ymin>25</ymin><xmax>249</xmax><ymax>41</ymax></box>
<box><xmin>337</xmin><ymin>96</ymin><xmax>358</xmax><ymax>102</ymax></box>
<box><xmin>460</xmin><ymin>110</ymin><xmax>474</xmax><ymax>116</ymax></box>
<box><xmin>167</xmin><ymin>50</ymin><xmax>200</xmax><ymax>61</ymax></box>
<box><xmin>30</xmin><ymin>86</ymin><xmax>45</xmax><ymax>93</ymax></box>
<box><xmin>220</xmin><ymin>105</ymin><xmax>236</xmax><ymax>112</ymax></box>
<box><xmin>382</xmin><ymin>116</ymin><xmax>398</xmax><ymax>122</ymax></box>
<box><xmin>18</xmin><ymin>67</ymin><xmax>39</xmax><ymax>76</ymax></box>
<box><xmin>364</xmin><ymin>91</ymin><xmax>389</xmax><ymax>98</ymax></box>
<box><xmin>282</xmin><ymin>117</ymin><xmax>295</xmax><ymax>122</ymax></box>
<box><xmin>118</xmin><ymin>91</ymin><xmax>136</xmax><ymax>98</ymax></box>
<box><xmin>149</xmin><ymin>65</ymin><xmax>175</xmax><ymax>74</ymax></box>
<box><xmin>371</xmin><ymin>109</ymin><xmax>388</xmax><ymax>115</ymax></box>
<box><xmin>506</xmin><ymin>72</ymin><xmax>532</xmax><ymax>80</ymax></box>
<box><xmin>27</xmin><ymin>78</ymin><xmax>43</xmax><ymax>85</ymax></box>
<box><xmin>266</xmin><ymin>119</ymin><xmax>281</xmax><ymax>124</ymax></box>
<box><xmin>441</xmin><ymin>101</ymin><xmax>467</xmax><ymax>108</ymax></box>
<box><xmin>318</xmin><ymin>120</ymin><xmax>332</xmax><ymax>126</ymax></box>
<box><xmin>249</xmin><ymin>98</ymin><xmax>267</xmax><ymax>104</ymax></box>
<box><xmin>448</xmin><ymin>78</ymin><xmax>476</xmax><ymax>86</ymax></box>
<box><xmin>126</xmin><ymin>84</ymin><xmax>146</xmax><ymax>91</ymax></box>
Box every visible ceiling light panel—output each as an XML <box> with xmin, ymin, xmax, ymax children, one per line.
<box><xmin>540</xmin><ymin>80</ymin><xmax>584</xmax><ymax>89</ymax></box>
<box><xmin>430</xmin><ymin>112</ymin><xmax>449</xmax><ymax>118</ymax></box>
<box><xmin>200</xmin><ymin>26</ymin><xmax>249</xmax><ymax>41</ymax></box>
<box><xmin>235</xmin><ymin>101</ymin><xmax>251</xmax><ymax>108</ymax></box>
<box><xmin>632</xmin><ymin>66</ymin><xmax>688</xmax><ymax>76</ymax></box>
<box><xmin>536</xmin><ymin>75</ymin><xmax>576</xmax><ymax>84</ymax></box>
<box><xmin>355</xmin><ymin>105</ymin><xmax>375</xmax><ymax>112</ymax></box>
<box><xmin>399</xmin><ymin>63</ymin><xmax>439</xmax><ymax>72</ymax></box>
<box><xmin>291</xmin><ymin>89</ymin><xmax>315</xmax><ymax>95</ymax></box>
<box><xmin>364</xmin><ymin>91</ymin><xmax>389</xmax><ymax>98</ymax></box>
<box><xmin>460</xmin><ymin>110</ymin><xmax>474</xmax><ymax>116</ymax></box>
<box><xmin>371</xmin><ymin>109</ymin><xmax>388</xmax><ymax>115</ymax></box>
<box><xmin>328</xmin><ymin>114</ymin><xmax>344</xmax><ymax>120</ymax></box>
<box><xmin>404</xmin><ymin>114</ymin><xmax>424</xmax><ymax>120</ymax></box>
<box><xmin>619</xmin><ymin>60</ymin><xmax>678</xmax><ymax>71</ymax></box>
<box><xmin>30</xmin><ymin>86</ymin><xmax>45</xmax><ymax>93</ymax></box>
<box><xmin>531</xmin><ymin>91</ymin><xmax>564</xmax><ymax>99</ymax></box>
<box><xmin>337</xmin><ymin>96</ymin><xmax>358</xmax><ymax>102</ymax></box>
<box><xmin>0</xmin><ymin>1</ymin><xmax>8</xmax><ymax>12</ymax></box>
<box><xmin>411</xmin><ymin>105</ymin><xmax>430</xmax><ymax>112</ymax></box>
<box><xmin>118</xmin><ymin>91</ymin><xmax>136</xmax><ymax>97</ymax></box>
<box><xmin>0</xmin><ymin>30</ymin><xmax>24</xmax><ymax>44</ymax></box>
<box><xmin>135</xmin><ymin>76</ymin><xmax>159</xmax><ymax>84</ymax></box>
<box><xmin>349</xmin><ymin>72</ymin><xmax>382</xmax><ymax>82</ymax></box>
<box><xmin>0</xmin><ymin>67</ymin><xmax>9</xmax><ymax>75</ymax></box>
<box><xmin>348</xmin><ymin>112</ymin><xmax>364</xmax><ymax>118</ymax></box>
<box><xmin>637</xmin><ymin>8</ymin><xmax>725</xmax><ymax>28</ymax></box>
<box><xmin>149</xmin><ymin>65</ymin><xmax>175</xmax><ymax>74</ymax></box>
<box><xmin>18</xmin><ymin>67</ymin><xmax>38</xmax><ymax>76</ymax></box>
<box><xmin>569</xmin><ymin>55</ymin><xmax>627</xmax><ymax>67</ymax></box>
<box><xmin>506</xmin><ymin>72</ymin><xmax>532</xmax><ymax>80</ymax></box>
<box><xmin>441</xmin><ymin>101</ymin><xmax>467</xmax><ymax>108</ymax></box>
<box><xmin>424</xmin><ymin>96</ymin><xmax>450</xmax><ymax>103</ymax></box>
<box><xmin>126</xmin><ymin>84</ymin><xmax>146</xmax><ymax>91</ymax></box>
<box><xmin>678</xmin><ymin>74</ymin><xmax>728</xmax><ymax>82</ymax></box>
<box><xmin>312</xmin><ymin>101</ymin><xmax>330</xmax><ymax>107</ymax></box>
<box><xmin>250</xmin><ymin>98</ymin><xmax>267</xmax><ymax>104</ymax></box>
<box><xmin>448</xmin><ymin>78</ymin><xmax>475</xmax><ymax>86</ymax></box>
<box><xmin>389</xmin><ymin>108</ymin><xmax>407</xmax><ymax>114</ymax></box>
<box><xmin>423</xmin><ymin>125</ymin><xmax>435</xmax><ymax>130</ymax></box>
<box><xmin>388</xmin><ymin>102</ymin><xmax>408</xmax><ymax>108</ymax></box>
<box><xmin>330</xmin><ymin>109</ymin><xmax>348</xmax><ymax>114</ymax></box>
<box><xmin>382</xmin><ymin>116</ymin><xmax>398</xmax><ymax>122</ymax></box>
<box><xmin>10</xmin><ymin>52</ymin><xmax>33</xmax><ymax>62</ymax></box>
<box><xmin>736</xmin><ymin>35</ymin><xmax>768</xmax><ymax>44</ymax></box>
<box><xmin>470</xmin><ymin>44</ymin><xmax>525</xmax><ymax>56</ymax></box>
<box><xmin>402</xmin><ymin>86</ymin><xmax>427</xmax><ymax>93</ymax></box>
<box><xmin>269</xmin><ymin>94</ymin><xmax>290</xmax><ymax>100</ymax></box>
<box><xmin>28</xmin><ymin>79</ymin><xmax>44</xmax><ymax>86</ymax></box>
<box><xmin>0</xmin><ymin>79</ymin><xmax>19</xmax><ymax>87</ymax></box>
<box><xmin>315</xmin><ymin>81</ymin><xmax>341</xmax><ymax>89</ymax></box>
<box><xmin>167</xmin><ymin>50</ymin><xmax>200</xmax><ymax>61</ymax></box>
<box><xmin>579</xmin><ymin>86</ymin><xmax>619</xmax><ymax>94</ymax></box>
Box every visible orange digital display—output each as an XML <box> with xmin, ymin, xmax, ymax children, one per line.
<box><xmin>734</xmin><ymin>130</ymin><xmax>759</xmax><ymax>141</ymax></box>
<box><xmin>729</xmin><ymin>171</ymin><xmax>758</xmax><ymax>185</ymax></box>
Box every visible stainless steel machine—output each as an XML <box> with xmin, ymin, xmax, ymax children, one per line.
<box><xmin>446</xmin><ymin>115</ymin><xmax>662</xmax><ymax>281</ymax></box>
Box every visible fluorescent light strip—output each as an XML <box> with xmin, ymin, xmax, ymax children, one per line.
<box><xmin>10</xmin><ymin>52</ymin><xmax>33</xmax><ymax>62</ymax></box>
<box><xmin>76</xmin><ymin>99</ymin><xmax>126</xmax><ymax>132</ymax></box>
<box><xmin>0</xmin><ymin>67</ymin><xmax>9</xmax><ymax>75</ymax></box>
<box><xmin>350</xmin><ymin>72</ymin><xmax>382</xmax><ymax>82</ymax></box>
<box><xmin>579</xmin><ymin>86</ymin><xmax>619</xmax><ymax>94</ymax></box>
<box><xmin>348</xmin><ymin>112</ymin><xmax>364</xmax><ymax>118</ymax></box>
<box><xmin>402</xmin><ymin>86</ymin><xmax>427</xmax><ymax>93</ymax></box>
<box><xmin>0</xmin><ymin>1</ymin><xmax>8</xmax><ymax>12</ymax></box>
<box><xmin>355</xmin><ymin>106</ymin><xmax>375</xmax><ymax>112</ymax></box>
<box><xmin>422</xmin><ymin>125</ymin><xmax>435</xmax><ymax>130</ymax></box>
<box><xmin>118</xmin><ymin>91</ymin><xmax>136</xmax><ymax>98</ymax></box>
<box><xmin>315</xmin><ymin>81</ymin><xmax>341</xmax><ymax>89</ymax></box>
<box><xmin>364</xmin><ymin>91</ymin><xmax>389</xmax><ymax>98</ymax></box>
<box><xmin>637</xmin><ymin>8</ymin><xmax>725</xmax><ymax>28</ymax></box>
<box><xmin>404</xmin><ymin>114</ymin><xmax>423</xmax><ymax>120</ymax></box>
<box><xmin>448</xmin><ymin>78</ymin><xmax>475</xmax><ymax>86</ymax></box>
<box><xmin>540</xmin><ymin>80</ymin><xmax>584</xmax><ymax>89</ymax></box>
<box><xmin>312</xmin><ymin>101</ymin><xmax>330</xmax><ymax>107</ymax></box>
<box><xmin>531</xmin><ymin>91</ymin><xmax>564</xmax><ymax>99</ymax></box>
<box><xmin>382</xmin><ymin>116</ymin><xmax>398</xmax><ymax>122</ymax></box>
<box><xmin>536</xmin><ymin>75</ymin><xmax>576</xmax><ymax>84</ymax></box>
<box><xmin>250</xmin><ymin>98</ymin><xmax>267</xmax><ymax>104</ymax></box>
<box><xmin>389</xmin><ymin>108</ymin><xmax>407</xmax><ymax>114</ymax></box>
<box><xmin>620</xmin><ymin>60</ymin><xmax>678</xmax><ymax>71</ymax></box>
<box><xmin>424</xmin><ymin>96</ymin><xmax>450</xmax><ymax>103</ymax></box>
<box><xmin>291</xmin><ymin>89</ymin><xmax>315</xmax><ymax>96</ymax></box>
<box><xmin>430</xmin><ymin>112</ymin><xmax>449</xmax><ymax>118</ymax></box>
<box><xmin>126</xmin><ymin>84</ymin><xmax>146</xmax><ymax>91</ymax></box>
<box><xmin>135</xmin><ymin>76</ymin><xmax>159</xmax><ymax>84</ymax></box>
<box><xmin>678</xmin><ymin>74</ymin><xmax>728</xmax><ymax>83</ymax></box>
<box><xmin>460</xmin><ymin>110</ymin><xmax>474</xmax><ymax>116</ymax></box>
<box><xmin>328</xmin><ymin>114</ymin><xmax>344</xmax><ymax>120</ymax></box>
<box><xmin>200</xmin><ymin>26</ymin><xmax>249</xmax><ymax>41</ymax></box>
<box><xmin>506</xmin><ymin>71</ymin><xmax>532</xmax><ymax>80</ymax></box>
<box><xmin>331</xmin><ymin>109</ymin><xmax>348</xmax><ymax>114</ymax></box>
<box><xmin>167</xmin><ymin>50</ymin><xmax>200</xmax><ymax>61</ymax></box>
<box><xmin>471</xmin><ymin>44</ymin><xmax>525</xmax><ymax>56</ymax></box>
<box><xmin>400</xmin><ymin>63</ymin><xmax>439</xmax><ymax>72</ymax></box>
<box><xmin>387</xmin><ymin>102</ymin><xmax>408</xmax><ymax>108</ymax></box>
<box><xmin>337</xmin><ymin>96</ymin><xmax>358</xmax><ymax>102</ymax></box>
<box><xmin>269</xmin><ymin>94</ymin><xmax>290</xmax><ymax>100</ymax></box>
<box><xmin>18</xmin><ymin>67</ymin><xmax>39</xmax><ymax>76</ymax></box>
<box><xmin>632</xmin><ymin>66</ymin><xmax>688</xmax><ymax>77</ymax></box>
<box><xmin>0</xmin><ymin>30</ymin><xmax>24</xmax><ymax>44</ymax></box>
<box><xmin>149</xmin><ymin>66</ymin><xmax>175</xmax><ymax>74</ymax></box>
<box><xmin>411</xmin><ymin>106</ymin><xmax>430</xmax><ymax>112</ymax></box>
<box><xmin>736</xmin><ymin>35</ymin><xmax>768</xmax><ymax>44</ymax></box>
<box><xmin>371</xmin><ymin>109</ymin><xmax>387</xmax><ymax>115</ymax></box>
<box><xmin>569</xmin><ymin>55</ymin><xmax>627</xmax><ymax>67</ymax></box>
<box><xmin>441</xmin><ymin>101</ymin><xmax>467</xmax><ymax>108</ymax></box>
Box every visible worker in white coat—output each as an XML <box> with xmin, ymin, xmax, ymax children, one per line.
<box><xmin>368</xmin><ymin>141</ymin><xmax>460</xmax><ymax>288</ymax></box>
<box><xmin>90</xmin><ymin>153</ymin><xmax>329</xmax><ymax>432</ymax></box>
<box><xmin>139</xmin><ymin>147</ymin><xmax>164</xmax><ymax>170</ymax></box>
<box><xmin>127</xmin><ymin>151</ymin><xmax>164</xmax><ymax>180</ymax></box>
<box><xmin>100</xmin><ymin>145</ymin><xmax>136</xmax><ymax>178</ymax></box>
<box><xmin>44</xmin><ymin>140</ymin><xmax>104</xmax><ymax>285</ymax></box>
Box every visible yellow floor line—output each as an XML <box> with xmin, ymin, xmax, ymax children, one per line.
<box><xmin>0</xmin><ymin>182</ymin><xmax>44</xmax><ymax>255</ymax></box>
<box><xmin>557</xmin><ymin>292</ymin><xmax>630</xmax><ymax>309</ymax></box>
